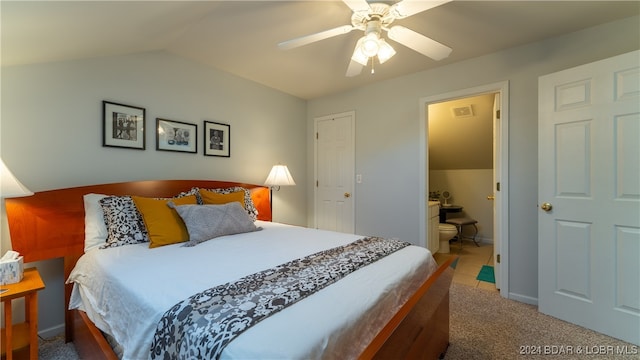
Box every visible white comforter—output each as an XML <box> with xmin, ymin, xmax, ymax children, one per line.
<box><xmin>68</xmin><ymin>222</ymin><xmax>437</xmax><ymax>360</ymax></box>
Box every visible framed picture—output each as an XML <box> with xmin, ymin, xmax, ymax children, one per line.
<box><xmin>204</xmin><ymin>121</ymin><xmax>230</xmax><ymax>157</ymax></box>
<box><xmin>156</xmin><ymin>118</ymin><xmax>197</xmax><ymax>153</ymax></box>
<box><xmin>103</xmin><ymin>101</ymin><xmax>145</xmax><ymax>150</ymax></box>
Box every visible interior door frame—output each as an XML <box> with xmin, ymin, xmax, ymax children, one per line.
<box><xmin>419</xmin><ymin>81</ymin><xmax>510</xmax><ymax>298</ymax></box>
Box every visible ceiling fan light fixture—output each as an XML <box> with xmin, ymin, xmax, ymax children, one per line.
<box><xmin>377</xmin><ymin>38</ymin><xmax>396</xmax><ymax>64</ymax></box>
<box><xmin>361</xmin><ymin>32</ymin><xmax>380</xmax><ymax>57</ymax></box>
<box><xmin>351</xmin><ymin>37</ymin><xmax>370</xmax><ymax>65</ymax></box>
<box><xmin>352</xmin><ymin>34</ymin><xmax>395</xmax><ymax>66</ymax></box>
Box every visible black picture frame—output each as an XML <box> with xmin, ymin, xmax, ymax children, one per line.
<box><xmin>156</xmin><ymin>118</ymin><xmax>197</xmax><ymax>153</ymax></box>
<box><xmin>102</xmin><ymin>101</ymin><xmax>146</xmax><ymax>150</ymax></box>
<box><xmin>203</xmin><ymin>121</ymin><xmax>230</xmax><ymax>157</ymax></box>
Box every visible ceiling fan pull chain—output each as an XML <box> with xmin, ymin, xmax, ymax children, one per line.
<box><xmin>371</xmin><ymin>58</ymin><xmax>375</xmax><ymax>74</ymax></box>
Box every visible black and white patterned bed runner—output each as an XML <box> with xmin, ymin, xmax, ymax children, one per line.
<box><xmin>150</xmin><ymin>236</ymin><xmax>410</xmax><ymax>360</ymax></box>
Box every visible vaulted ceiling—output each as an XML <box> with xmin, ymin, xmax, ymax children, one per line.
<box><xmin>2</xmin><ymin>1</ymin><xmax>638</xmax><ymax>99</ymax></box>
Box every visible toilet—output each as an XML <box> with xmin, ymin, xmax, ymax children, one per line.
<box><xmin>438</xmin><ymin>223</ymin><xmax>457</xmax><ymax>253</ymax></box>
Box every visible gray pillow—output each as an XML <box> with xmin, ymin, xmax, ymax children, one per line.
<box><xmin>168</xmin><ymin>202</ymin><xmax>261</xmax><ymax>247</ymax></box>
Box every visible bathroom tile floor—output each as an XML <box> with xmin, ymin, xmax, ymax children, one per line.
<box><xmin>433</xmin><ymin>240</ymin><xmax>497</xmax><ymax>291</ymax></box>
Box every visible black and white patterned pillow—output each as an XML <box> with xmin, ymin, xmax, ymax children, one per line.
<box><xmin>98</xmin><ymin>188</ymin><xmax>201</xmax><ymax>249</ymax></box>
<box><xmin>99</xmin><ymin>195</ymin><xmax>149</xmax><ymax>249</ymax></box>
<box><xmin>193</xmin><ymin>187</ymin><xmax>259</xmax><ymax>221</ymax></box>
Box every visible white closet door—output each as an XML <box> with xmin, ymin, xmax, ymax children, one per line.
<box><xmin>538</xmin><ymin>50</ymin><xmax>640</xmax><ymax>345</ymax></box>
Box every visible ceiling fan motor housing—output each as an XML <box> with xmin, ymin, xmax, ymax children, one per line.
<box><xmin>351</xmin><ymin>3</ymin><xmax>394</xmax><ymax>31</ymax></box>
<box><xmin>362</xmin><ymin>19</ymin><xmax>382</xmax><ymax>56</ymax></box>
<box><xmin>351</xmin><ymin>3</ymin><xmax>396</xmax><ymax>58</ymax></box>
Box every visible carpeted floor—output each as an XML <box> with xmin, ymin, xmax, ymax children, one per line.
<box><xmin>38</xmin><ymin>334</ymin><xmax>79</xmax><ymax>360</ymax></box>
<box><xmin>38</xmin><ymin>283</ymin><xmax>637</xmax><ymax>359</ymax></box>
<box><xmin>444</xmin><ymin>283</ymin><xmax>637</xmax><ymax>359</ymax></box>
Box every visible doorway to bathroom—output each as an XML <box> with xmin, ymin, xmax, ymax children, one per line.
<box><xmin>419</xmin><ymin>81</ymin><xmax>509</xmax><ymax>298</ymax></box>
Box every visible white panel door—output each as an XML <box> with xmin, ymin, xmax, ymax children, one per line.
<box><xmin>315</xmin><ymin>112</ymin><xmax>355</xmax><ymax>233</ymax></box>
<box><xmin>539</xmin><ymin>50</ymin><xmax>640</xmax><ymax>345</ymax></box>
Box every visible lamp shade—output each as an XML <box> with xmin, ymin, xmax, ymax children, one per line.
<box><xmin>1</xmin><ymin>159</ymin><xmax>33</xmax><ymax>198</ymax></box>
<box><xmin>351</xmin><ymin>36</ymin><xmax>369</xmax><ymax>66</ymax></box>
<box><xmin>361</xmin><ymin>33</ymin><xmax>380</xmax><ymax>57</ymax></box>
<box><xmin>264</xmin><ymin>165</ymin><xmax>296</xmax><ymax>187</ymax></box>
<box><xmin>377</xmin><ymin>39</ymin><xmax>396</xmax><ymax>64</ymax></box>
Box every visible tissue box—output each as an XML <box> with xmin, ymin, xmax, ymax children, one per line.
<box><xmin>0</xmin><ymin>256</ymin><xmax>24</xmax><ymax>285</ymax></box>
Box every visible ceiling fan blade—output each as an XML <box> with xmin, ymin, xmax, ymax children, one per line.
<box><xmin>342</xmin><ymin>0</ymin><xmax>371</xmax><ymax>12</ymax></box>
<box><xmin>387</xmin><ymin>25</ymin><xmax>452</xmax><ymax>61</ymax></box>
<box><xmin>278</xmin><ymin>25</ymin><xmax>355</xmax><ymax>50</ymax></box>
<box><xmin>389</xmin><ymin>0</ymin><xmax>452</xmax><ymax>19</ymax></box>
<box><xmin>346</xmin><ymin>60</ymin><xmax>364</xmax><ymax>77</ymax></box>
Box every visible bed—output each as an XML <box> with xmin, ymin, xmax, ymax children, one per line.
<box><xmin>5</xmin><ymin>180</ymin><xmax>457</xmax><ymax>360</ymax></box>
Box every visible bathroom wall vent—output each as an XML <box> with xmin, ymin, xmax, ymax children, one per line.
<box><xmin>451</xmin><ymin>105</ymin><xmax>474</xmax><ymax>118</ymax></box>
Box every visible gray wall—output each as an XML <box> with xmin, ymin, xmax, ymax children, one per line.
<box><xmin>430</xmin><ymin>169</ymin><xmax>494</xmax><ymax>242</ymax></box>
<box><xmin>0</xmin><ymin>51</ymin><xmax>307</xmax><ymax>336</ymax></box>
<box><xmin>306</xmin><ymin>16</ymin><xmax>639</xmax><ymax>304</ymax></box>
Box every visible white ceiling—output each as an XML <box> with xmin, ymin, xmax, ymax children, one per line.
<box><xmin>2</xmin><ymin>1</ymin><xmax>638</xmax><ymax>99</ymax></box>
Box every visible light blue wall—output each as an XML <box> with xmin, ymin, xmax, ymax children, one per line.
<box><xmin>306</xmin><ymin>16</ymin><xmax>640</xmax><ymax>304</ymax></box>
<box><xmin>0</xmin><ymin>50</ymin><xmax>307</xmax><ymax>336</ymax></box>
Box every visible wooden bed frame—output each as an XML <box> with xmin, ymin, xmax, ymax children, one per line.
<box><xmin>5</xmin><ymin>180</ymin><xmax>457</xmax><ymax>360</ymax></box>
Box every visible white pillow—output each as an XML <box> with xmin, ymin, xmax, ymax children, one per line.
<box><xmin>84</xmin><ymin>193</ymin><xmax>108</xmax><ymax>252</ymax></box>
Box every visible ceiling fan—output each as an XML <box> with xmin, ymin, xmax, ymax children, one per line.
<box><xmin>278</xmin><ymin>0</ymin><xmax>453</xmax><ymax>77</ymax></box>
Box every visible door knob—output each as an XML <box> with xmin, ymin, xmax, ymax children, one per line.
<box><xmin>344</xmin><ymin>192</ymin><xmax>351</xmax><ymax>198</ymax></box>
<box><xmin>541</xmin><ymin>202</ymin><xmax>553</xmax><ymax>212</ymax></box>
<box><xmin>487</xmin><ymin>195</ymin><xmax>495</xmax><ymax>200</ymax></box>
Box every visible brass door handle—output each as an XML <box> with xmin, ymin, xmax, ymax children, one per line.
<box><xmin>344</xmin><ymin>192</ymin><xmax>351</xmax><ymax>198</ymax></box>
<box><xmin>541</xmin><ymin>202</ymin><xmax>553</xmax><ymax>212</ymax></box>
<box><xmin>487</xmin><ymin>195</ymin><xmax>495</xmax><ymax>200</ymax></box>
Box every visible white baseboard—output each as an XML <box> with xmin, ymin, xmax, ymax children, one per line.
<box><xmin>508</xmin><ymin>292</ymin><xmax>538</xmax><ymax>306</ymax></box>
<box><xmin>476</xmin><ymin>236</ymin><xmax>493</xmax><ymax>245</ymax></box>
<box><xmin>39</xmin><ymin>322</ymin><xmax>65</xmax><ymax>339</ymax></box>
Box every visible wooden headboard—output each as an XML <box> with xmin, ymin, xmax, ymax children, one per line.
<box><xmin>5</xmin><ymin>180</ymin><xmax>272</xmax><ymax>263</ymax></box>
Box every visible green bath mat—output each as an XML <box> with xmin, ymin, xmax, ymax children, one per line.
<box><xmin>477</xmin><ymin>265</ymin><xmax>495</xmax><ymax>283</ymax></box>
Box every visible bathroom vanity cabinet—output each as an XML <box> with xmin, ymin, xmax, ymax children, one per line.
<box><xmin>428</xmin><ymin>201</ymin><xmax>440</xmax><ymax>253</ymax></box>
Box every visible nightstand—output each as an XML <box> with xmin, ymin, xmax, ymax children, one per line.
<box><xmin>0</xmin><ymin>267</ymin><xmax>45</xmax><ymax>360</ymax></box>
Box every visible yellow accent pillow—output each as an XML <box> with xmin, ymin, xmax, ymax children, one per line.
<box><xmin>132</xmin><ymin>195</ymin><xmax>197</xmax><ymax>248</ymax></box>
<box><xmin>199</xmin><ymin>189</ymin><xmax>245</xmax><ymax>208</ymax></box>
